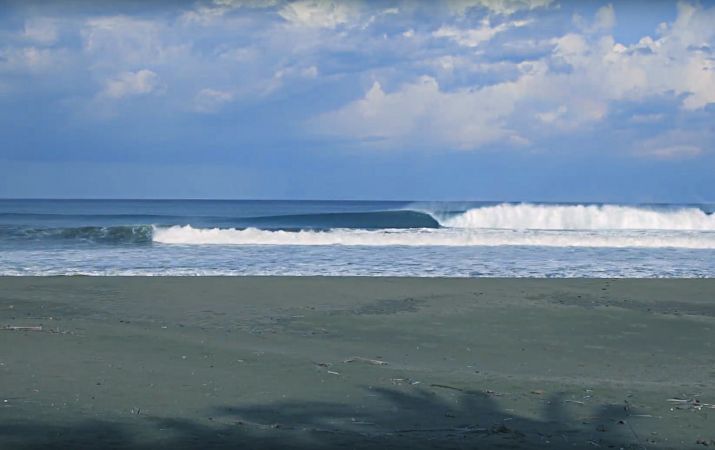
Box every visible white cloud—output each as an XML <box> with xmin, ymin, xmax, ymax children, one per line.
<box><xmin>573</xmin><ymin>4</ymin><xmax>615</xmax><ymax>34</ymax></box>
<box><xmin>433</xmin><ymin>18</ymin><xmax>529</xmax><ymax>48</ymax></box>
<box><xmin>550</xmin><ymin>5</ymin><xmax>715</xmax><ymax>111</ymax></box>
<box><xmin>593</xmin><ymin>4</ymin><xmax>615</xmax><ymax>31</ymax></box>
<box><xmin>536</xmin><ymin>105</ymin><xmax>567</xmax><ymax>124</ymax></box>
<box><xmin>646</xmin><ymin>144</ymin><xmax>702</xmax><ymax>159</ymax></box>
<box><xmin>278</xmin><ymin>1</ymin><xmax>360</xmax><ymax>28</ymax></box>
<box><xmin>313</xmin><ymin>2</ymin><xmax>715</xmax><ymax>152</ymax></box>
<box><xmin>218</xmin><ymin>46</ymin><xmax>258</xmax><ymax>62</ymax></box>
<box><xmin>0</xmin><ymin>46</ymin><xmax>62</xmax><ymax>73</ymax></box>
<box><xmin>82</xmin><ymin>16</ymin><xmax>188</xmax><ymax>68</ymax></box>
<box><xmin>23</xmin><ymin>18</ymin><xmax>58</xmax><ymax>44</ymax></box>
<box><xmin>629</xmin><ymin>113</ymin><xmax>664</xmax><ymax>124</ymax></box>
<box><xmin>181</xmin><ymin>0</ymin><xmax>279</xmax><ymax>24</ymax></box>
<box><xmin>446</xmin><ymin>0</ymin><xmax>552</xmax><ymax>16</ymax></box>
<box><xmin>313</xmin><ymin>75</ymin><xmax>532</xmax><ymax>150</ymax></box>
<box><xmin>635</xmin><ymin>129</ymin><xmax>709</xmax><ymax>159</ymax></box>
<box><xmin>102</xmin><ymin>69</ymin><xmax>164</xmax><ymax>99</ymax></box>
<box><xmin>194</xmin><ymin>88</ymin><xmax>236</xmax><ymax>113</ymax></box>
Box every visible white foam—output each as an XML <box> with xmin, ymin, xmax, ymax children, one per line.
<box><xmin>439</xmin><ymin>203</ymin><xmax>715</xmax><ymax>231</ymax></box>
<box><xmin>153</xmin><ymin>225</ymin><xmax>715</xmax><ymax>249</ymax></box>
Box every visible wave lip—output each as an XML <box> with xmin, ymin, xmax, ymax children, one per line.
<box><xmin>438</xmin><ymin>203</ymin><xmax>715</xmax><ymax>231</ymax></box>
<box><xmin>152</xmin><ymin>225</ymin><xmax>715</xmax><ymax>249</ymax></box>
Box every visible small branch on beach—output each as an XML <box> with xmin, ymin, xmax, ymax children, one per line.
<box><xmin>430</xmin><ymin>383</ymin><xmax>466</xmax><ymax>392</ymax></box>
<box><xmin>667</xmin><ymin>398</ymin><xmax>715</xmax><ymax>411</ymax></box>
<box><xmin>344</xmin><ymin>357</ymin><xmax>388</xmax><ymax>366</ymax></box>
<box><xmin>1</xmin><ymin>326</ymin><xmax>43</xmax><ymax>332</ymax></box>
<box><xmin>390</xmin><ymin>425</ymin><xmax>488</xmax><ymax>434</ymax></box>
<box><xmin>429</xmin><ymin>384</ymin><xmax>503</xmax><ymax>396</ymax></box>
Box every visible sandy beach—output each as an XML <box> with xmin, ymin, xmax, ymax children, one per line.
<box><xmin>1</xmin><ymin>277</ymin><xmax>714</xmax><ymax>449</ymax></box>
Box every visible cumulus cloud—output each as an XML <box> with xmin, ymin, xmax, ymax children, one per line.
<box><xmin>102</xmin><ymin>69</ymin><xmax>164</xmax><ymax>99</ymax></box>
<box><xmin>311</xmin><ymin>2</ymin><xmax>715</xmax><ymax>152</ymax></box>
<box><xmin>313</xmin><ymin>75</ymin><xmax>528</xmax><ymax>150</ymax></box>
<box><xmin>3</xmin><ymin>0</ymin><xmax>714</xmax><ymax>160</ymax></box>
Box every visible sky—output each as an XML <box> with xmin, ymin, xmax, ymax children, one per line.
<box><xmin>0</xmin><ymin>0</ymin><xmax>714</xmax><ymax>202</ymax></box>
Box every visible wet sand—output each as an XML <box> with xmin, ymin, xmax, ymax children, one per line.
<box><xmin>1</xmin><ymin>277</ymin><xmax>714</xmax><ymax>449</ymax></box>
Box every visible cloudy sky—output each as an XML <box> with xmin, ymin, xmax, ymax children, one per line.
<box><xmin>1</xmin><ymin>0</ymin><xmax>714</xmax><ymax>201</ymax></box>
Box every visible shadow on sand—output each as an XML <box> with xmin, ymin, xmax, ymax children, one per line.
<box><xmin>0</xmin><ymin>386</ymin><xmax>646</xmax><ymax>449</ymax></box>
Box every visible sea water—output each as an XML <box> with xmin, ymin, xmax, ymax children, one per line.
<box><xmin>1</xmin><ymin>199</ymin><xmax>714</xmax><ymax>277</ymax></box>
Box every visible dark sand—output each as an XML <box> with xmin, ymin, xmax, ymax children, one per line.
<box><xmin>1</xmin><ymin>277</ymin><xmax>714</xmax><ymax>449</ymax></box>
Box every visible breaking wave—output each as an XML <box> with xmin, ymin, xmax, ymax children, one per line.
<box><xmin>151</xmin><ymin>204</ymin><xmax>715</xmax><ymax>249</ymax></box>
<box><xmin>152</xmin><ymin>225</ymin><xmax>715</xmax><ymax>249</ymax></box>
<box><xmin>436</xmin><ymin>203</ymin><xmax>715</xmax><ymax>231</ymax></box>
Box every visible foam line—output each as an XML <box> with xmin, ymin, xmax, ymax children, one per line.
<box><xmin>153</xmin><ymin>225</ymin><xmax>715</xmax><ymax>249</ymax></box>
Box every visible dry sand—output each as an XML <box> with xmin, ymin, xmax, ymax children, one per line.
<box><xmin>1</xmin><ymin>277</ymin><xmax>714</xmax><ymax>449</ymax></box>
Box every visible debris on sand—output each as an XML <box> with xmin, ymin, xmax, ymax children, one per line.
<box><xmin>2</xmin><ymin>326</ymin><xmax>43</xmax><ymax>332</ymax></box>
<box><xmin>344</xmin><ymin>357</ymin><xmax>388</xmax><ymax>366</ymax></box>
<box><xmin>667</xmin><ymin>397</ymin><xmax>715</xmax><ymax>411</ymax></box>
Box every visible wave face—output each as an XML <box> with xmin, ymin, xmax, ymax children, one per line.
<box><xmin>438</xmin><ymin>204</ymin><xmax>715</xmax><ymax>231</ymax></box>
<box><xmin>242</xmin><ymin>210</ymin><xmax>439</xmax><ymax>229</ymax></box>
<box><xmin>152</xmin><ymin>225</ymin><xmax>715</xmax><ymax>249</ymax></box>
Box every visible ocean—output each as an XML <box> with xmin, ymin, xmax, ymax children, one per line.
<box><xmin>1</xmin><ymin>199</ymin><xmax>714</xmax><ymax>277</ymax></box>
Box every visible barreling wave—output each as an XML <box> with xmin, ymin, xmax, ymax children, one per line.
<box><xmin>436</xmin><ymin>203</ymin><xmax>715</xmax><ymax>231</ymax></box>
<box><xmin>241</xmin><ymin>210</ymin><xmax>439</xmax><ymax>229</ymax></box>
<box><xmin>0</xmin><ymin>225</ymin><xmax>153</xmax><ymax>244</ymax></box>
<box><xmin>152</xmin><ymin>225</ymin><xmax>715</xmax><ymax>249</ymax></box>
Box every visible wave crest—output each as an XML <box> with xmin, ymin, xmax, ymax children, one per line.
<box><xmin>438</xmin><ymin>204</ymin><xmax>715</xmax><ymax>231</ymax></box>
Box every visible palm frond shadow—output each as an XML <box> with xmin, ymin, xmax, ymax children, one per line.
<box><xmin>1</xmin><ymin>386</ymin><xmax>645</xmax><ymax>449</ymax></box>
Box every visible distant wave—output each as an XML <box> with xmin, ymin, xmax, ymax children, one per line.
<box><xmin>0</xmin><ymin>225</ymin><xmax>153</xmax><ymax>244</ymax></box>
<box><xmin>153</xmin><ymin>225</ymin><xmax>715</xmax><ymax>249</ymax></box>
<box><xmin>436</xmin><ymin>203</ymin><xmax>715</xmax><ymax>231</ymax></box>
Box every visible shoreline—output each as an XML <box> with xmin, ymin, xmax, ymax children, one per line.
<box><xmin>1</xmin><ymin>277</ymin><xmax>714</xmax><ymax>449</ymax></box>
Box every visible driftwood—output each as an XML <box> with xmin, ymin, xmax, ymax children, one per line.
<box><xmin>344</xmin><ymin>357</ymin><xmax>388</xmax><ymax>366</ymax></box>
<box><xmin>667</xmin><ymin>398</ymin><xmax>715</xmax><ymax>411</ymax></box>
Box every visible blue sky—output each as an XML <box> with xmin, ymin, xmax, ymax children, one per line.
<box><xmin>0</xmin><ymin>0</ymin><xmax>714</xmax><ymax>202</ymax></box>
